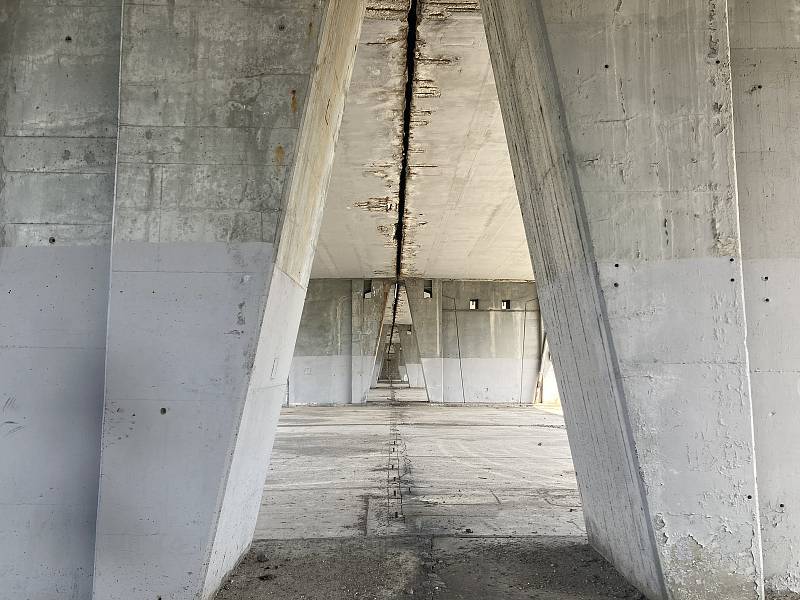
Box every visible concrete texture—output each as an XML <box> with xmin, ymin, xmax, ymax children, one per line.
<box><xmin>352</xmin><ymin>279</ymin><xmax>392</xmax><ymax>403</ymax></box>
<box><xmin>255</xmin><ymin>402</ymin><xmax>581</xmax><ymax>540</ymax></box>
<box><xmin>483</xmin><ymin>1</ymin><xmax>761</xmax><ymax>598</ymax></box>
<box><xmin>406</xmin><ymin>279</ymin><xmax>540</xmax><ymax>404</ymax></box>
<box><xmin>312</xmin><ymin>6</ymin><xmax>407</xmax><ymax>279</ymax></box>
<box><xmin>311</xmin><ymin>0</ymin><xmax>535</xmax><ymax>283</ymax></box>
<box><xmin>730</xmin><ymin>1</ymin><xmax>800</xmax><ymax>596</ymax></box>
<box><xmin>92</xmin><ymin>3</ymin><xmax>365</xmax><ymax>599</ymax></box>
<box><xmin>0</xmin><ymin>2</ymin><xmax>120</xmax><ymax>597</ymax></box>
<box><xmin>213</xmin><ymin>401</ymin><xmax>641</xmax><ymax>600</ymax></box>
<box><xmin>290</xmin><ymin>279</ymin><xmax>354</xmax><ymax>405</ymax></box>
<box><xmin>403</xmin><ymin>1</ymin><xmax>532</xmax><ymax>281</ymax></box>
<box><xmin>289</xmin><ymin>278</ymin><xmax>390</xmax><ymax>405</ymax></box>
<box><xmin>399</xmin><ymin>324</ymin><xmax>425</xmax><ymax>388</ymax></box>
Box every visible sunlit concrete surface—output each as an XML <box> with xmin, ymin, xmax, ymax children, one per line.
<box><xmin>256</xmin><ymin>396</ymin><xmax>581</xmax><ymax>540</ymax></box>
<box><xmin>214</xmin><ymin>392</ymin><xmax>642</xmax><ymax>599</ymax></box>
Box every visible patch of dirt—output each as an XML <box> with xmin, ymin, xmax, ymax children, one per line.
<box><xmin>213</xmin><ymin>535</ymin><xmax>645</xmax><ymax>600</ymax></box>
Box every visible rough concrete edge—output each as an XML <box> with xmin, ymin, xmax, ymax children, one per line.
<box><xmin>197</xmin><ymin>1</ymin><xmax>368</xmax><ymax>597</ymax></box>
<box><xmin>722</xmin><ymin>0</ymin><xmax>766</xmax><ymax>595</ymax></box>
<box><xmin>479</xmin><ymin>1</ymin><xmax>668</xmax><ymax>597</ymax></box>
<box><xmin>90</xmin><ymin>0</ymin><xmax>126</xmax><ymax>594</ymax></box>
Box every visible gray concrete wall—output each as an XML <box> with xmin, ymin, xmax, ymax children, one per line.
<box><xmin>398</xmin><ymin>324</ymin><xmax>425</xmax><ymax>388</ymax></box>
<box><xmin>288</xmin><ymin>278</ymin><xmax>389</xmax><ymax>405</ymax></box>
<box><xmin>483</xmin><ymin>1</ymin><xmax>761</xmax><ymax>598</ymax></box>
<box><xmin>407</xmin><ymin>279</ymin><xmax>540</xmax><ymax>404</ymax></box>
<box><xmin>351</xmin><ymin>279</ymin><xmax>391</xmax><ymax>402</ymax></box>
<box><xmin>290</xmin><ymin>279</ymin><xmax>353</xmax><ymax>405</ymax></box>
<box><xmin>406</xmin><ymin>278</ymin><xmax>444</xmax><ymax>402</ymax></box>
<box><xmin>0</xmin><ymin>3</ymin><xmax>120</xmax><ymax>598</ymax></box>
<box><xmin>92</xmin><ymin>2</ymin><xmax>365</xmax><ymax>599</ymax></box>
<box><xmin>730</xmin><ymin>1</ymin><xmax>800</xmax><ymax>595</ymax></box>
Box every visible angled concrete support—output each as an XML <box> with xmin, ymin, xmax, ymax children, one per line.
<box><xmin>406</xmin><ymin>278</ymin><xmax>444</xmax><ymax>402</ymax></box>
<box><xmin>351</xmin><ymin>279</ymin><xmax>391</xmax><ymax>403</ymax></box>
<box><xmin>731</xmin><ymin>1</ymin><xmax>800</xmax><ymax>595</ymax></box>
<box><xmin>290</xmin><ymin>279</ymin><xmax>353</xmax><ymax>405</ymax></box>
<box><xmin>407</xmin><ymin>279</ymin><xmax>540</xmax><ymax>403</ymax></box>
<box><xmin>0</xmin><ymin>3</ymin><xmax>120</xmax><ymax>597</ymax></box>
<box><xmin>401</xmin><ymin>325</ymin><xmax>425</xmax><ymax>388</ymax></box>
<box><xmin>92</xmin><ymin>2</ymin><xmax>365</xmax><ymax>598</ymax></box>
<box><xmin>483</xmin><ymin>1</ymin><xmax>762</xmax><ymax>598</ymax></box>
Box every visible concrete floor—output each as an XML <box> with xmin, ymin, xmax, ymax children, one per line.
<box><xmin>215</xmin><ymin>391</ymin><xmax>642</xmax><ymax>599</ymax></box>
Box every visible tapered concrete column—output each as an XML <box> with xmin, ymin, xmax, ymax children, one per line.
<box><xmin>406</xmin><ymin>278</ymin><xmax>444</xmax><ymax>402</ymax></box>
<box><xmin>92</xmin><ymin>2</ymin><xmax>365</xmax><ymax>598</ymax></box>
<box><xmin>290</xmin><ymin>280</ymin><xmax>353</xmax><ymax>405</ymax></box>
<box><xmin>372</xmin><ymin>320</ymin><xmax>388</xmax><ymax>388</ymax></box>
<box><xmin>731</xmin><ymin>1</ymin><xmax>800</xmax><ymax>595</ymax></box>
<box><xmin>483</xmin><ymin>1</ymin><xmax>762</xmax><ymax>599</ymax></box>
<box><xmin>401</xmin><ymin>325</ymin><xmax>425</xmax><ymax>388</ymax></box>
<box><xmin>0</xmin><ymin>3</ymin><xmax>120</xmax><ymax>597</ymax></box>
<box><xmin>351</xmin><ymin>279</ymin><xmax>390</xmax><ymax>403</ymax></box>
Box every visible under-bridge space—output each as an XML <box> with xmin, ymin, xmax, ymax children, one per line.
<box><xmin>214</xmin><ymin>395</ymin><xmax>640</xmax><ymax>600</ymax></box>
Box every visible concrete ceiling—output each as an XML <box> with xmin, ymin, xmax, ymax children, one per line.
<box><xmin>311</xmin><ymin>0</ymin><xmax>533</xmax><ymax>281</ymax></box>
<box><xmin>310</xmin><ymin>4</ymin><xmax>406</xmax><ymax>279</ymax></box>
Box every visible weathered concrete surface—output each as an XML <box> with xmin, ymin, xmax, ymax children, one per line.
<box><xmin>398</xmin><ymin>324</ymin><xmax>425</xmax><ymax>388</ymax></box>
<box><xmin>288</xmin><ymin>278</ymin><xmax>390</xmax><ymax>405</ymax></box>
<box><xmin>220</xmin><ymin>402</ymin><xmax>634</xmax><ymax>600</ymax></box>
<box><xmin>311</xmin><ymin>0</ymin><xmax>536</xmax><ymax>284</ymax></box>
<box><xmin>290</xmin><ymin>279</ymin><xmax>354</xmax><ymax>405</ymax></box>
<box><xmin>92</xmin><ymin>2</ymin><xmax>365</xmax><ymax>599</ymax></box>
<box><xmin>440</xmin><ymin>280</ymin><xmax>540</xmax><ymax>404</ymax></box>
<box><xmin>352</xmin><ymin>279</ymin><xmax>392</xmax><ymax>402</ymax></box>
<box><xmin>730</xmin><ymin>1</ymin><xmax>800</xmax><ymax>596</ymax></box>
<box><xmin>312</xmin><ymin>7</ymin><xmax>407</xmax><ymax>279</ymax></box>
<box><xmin>483</xmin><ymin>1</ymin><xmax>762</xmax><ymax>598</ymax></box>
<box><xmin>0</xmin><ymin>2</ymin><xmax>120</xmax><ymax>597</ymax></box>
<box><xmin>402</xmin><ymin>1</ymin><xmax>532</xmax><ymax>281</ymax></box>
<box><xmin>215</xmin><ymin>536</ymin><xmax>642</xmax><ymax>600</ymax></box>
<box><xmin>406</xmin><ymin>278</ymin><xmax>445</xmax><ymax>401</ymax></box>
<box><xmin>406</xmin><ymin>279</ymin><xmax>539</xmax><ymax>404</ymax></box>
<box><xmin>255</xmin><ymin>402</ymin><xmax>580</xmax><ymax>540</ymax></box>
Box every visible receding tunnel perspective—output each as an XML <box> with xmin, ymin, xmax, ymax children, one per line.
<box><xmin>0</xmin><ymin>0</ymin><xmax>793</xmax><ymax>599</ymax></box>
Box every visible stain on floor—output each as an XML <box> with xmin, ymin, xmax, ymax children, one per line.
<box><xmin>215</xmin><ymin>536</ymin><xmax>644</xmax><ymax>600</ymax></box>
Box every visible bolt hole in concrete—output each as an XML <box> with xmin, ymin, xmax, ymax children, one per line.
<box><xmin>65</xmin><ymin>35</ymin><xmax>72</xmax><ymax>42</ymax></box>
<box><xmin>160</xmin><ymin>407</ymin><xmax>166</xmax><ymax>415</ymax></box>
<box><xmin>214</xmin><ymin>398</ymin><xmax>643</xmax><ymax>600</ymax></box>
<box><xmin>48</xmin><ymin>237</ymin><xmax>56</xmax><ymax>244</ymax></box>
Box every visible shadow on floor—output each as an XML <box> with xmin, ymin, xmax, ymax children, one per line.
<box><xmin>214</xmin><ymin>536</ymin><xmax>645</xmax><ymax>600</ymax></box>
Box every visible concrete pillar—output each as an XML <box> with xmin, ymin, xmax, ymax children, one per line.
<box><xmin>351</xmin><ymin>279</ymin><xmax>391</xmax><ymax>403</ymax></box>
<box><xmin>0</xmin><ymin>3</ymin><xmax>120</xmax><ymax>597</ymax></box>
<box><xmin>371</xmin><ymin>320</ymin><xmax>387</xmax><ymax>388</ymax></box>
<box><xmin>289</xmin><ymin>279</ymin><xmax>353</xmax><ymax>405</ymax></box>
<box><xmin>406</xmin><ymin>278</ymin><xmax>444</xmax><ymax>402</ymax></box>
<box><xmin>483</xmin><ymin>1</ymin><xmax>762</xmax><ymax>598</ymax></box>
<box><xmin>730</xmin><ymin>1</ymin><xmax>800</xmax><ymax>595</ymax></box>
<box><xmin>92</xmin><ymin>2</ymin><xmax>365</xmax><ymax>598</ymax></box>
<box><xmin>440</xmin><ymin>281</ymin><xmax>539</xmax><ymax>404</ymax></box>
<box><xmin>402</xmin><ymin>325</ymin><xmax>425</xmax><ymax>388</ymax></box>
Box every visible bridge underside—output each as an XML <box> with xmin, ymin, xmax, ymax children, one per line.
<box><xmin>0</xmin><ymin>1</ymin><xmax>798</xmax><ymax>599</ymax></box>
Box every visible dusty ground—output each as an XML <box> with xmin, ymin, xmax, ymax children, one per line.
<box><xmin>215</xmin><ymin>536</ymin><xmax>644</xmax><ymax>600</ymax></box>
<box><xmin>215</xmin><ymin>397</ymin><xmax>642</xmax><ymax>599</ymax></box>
